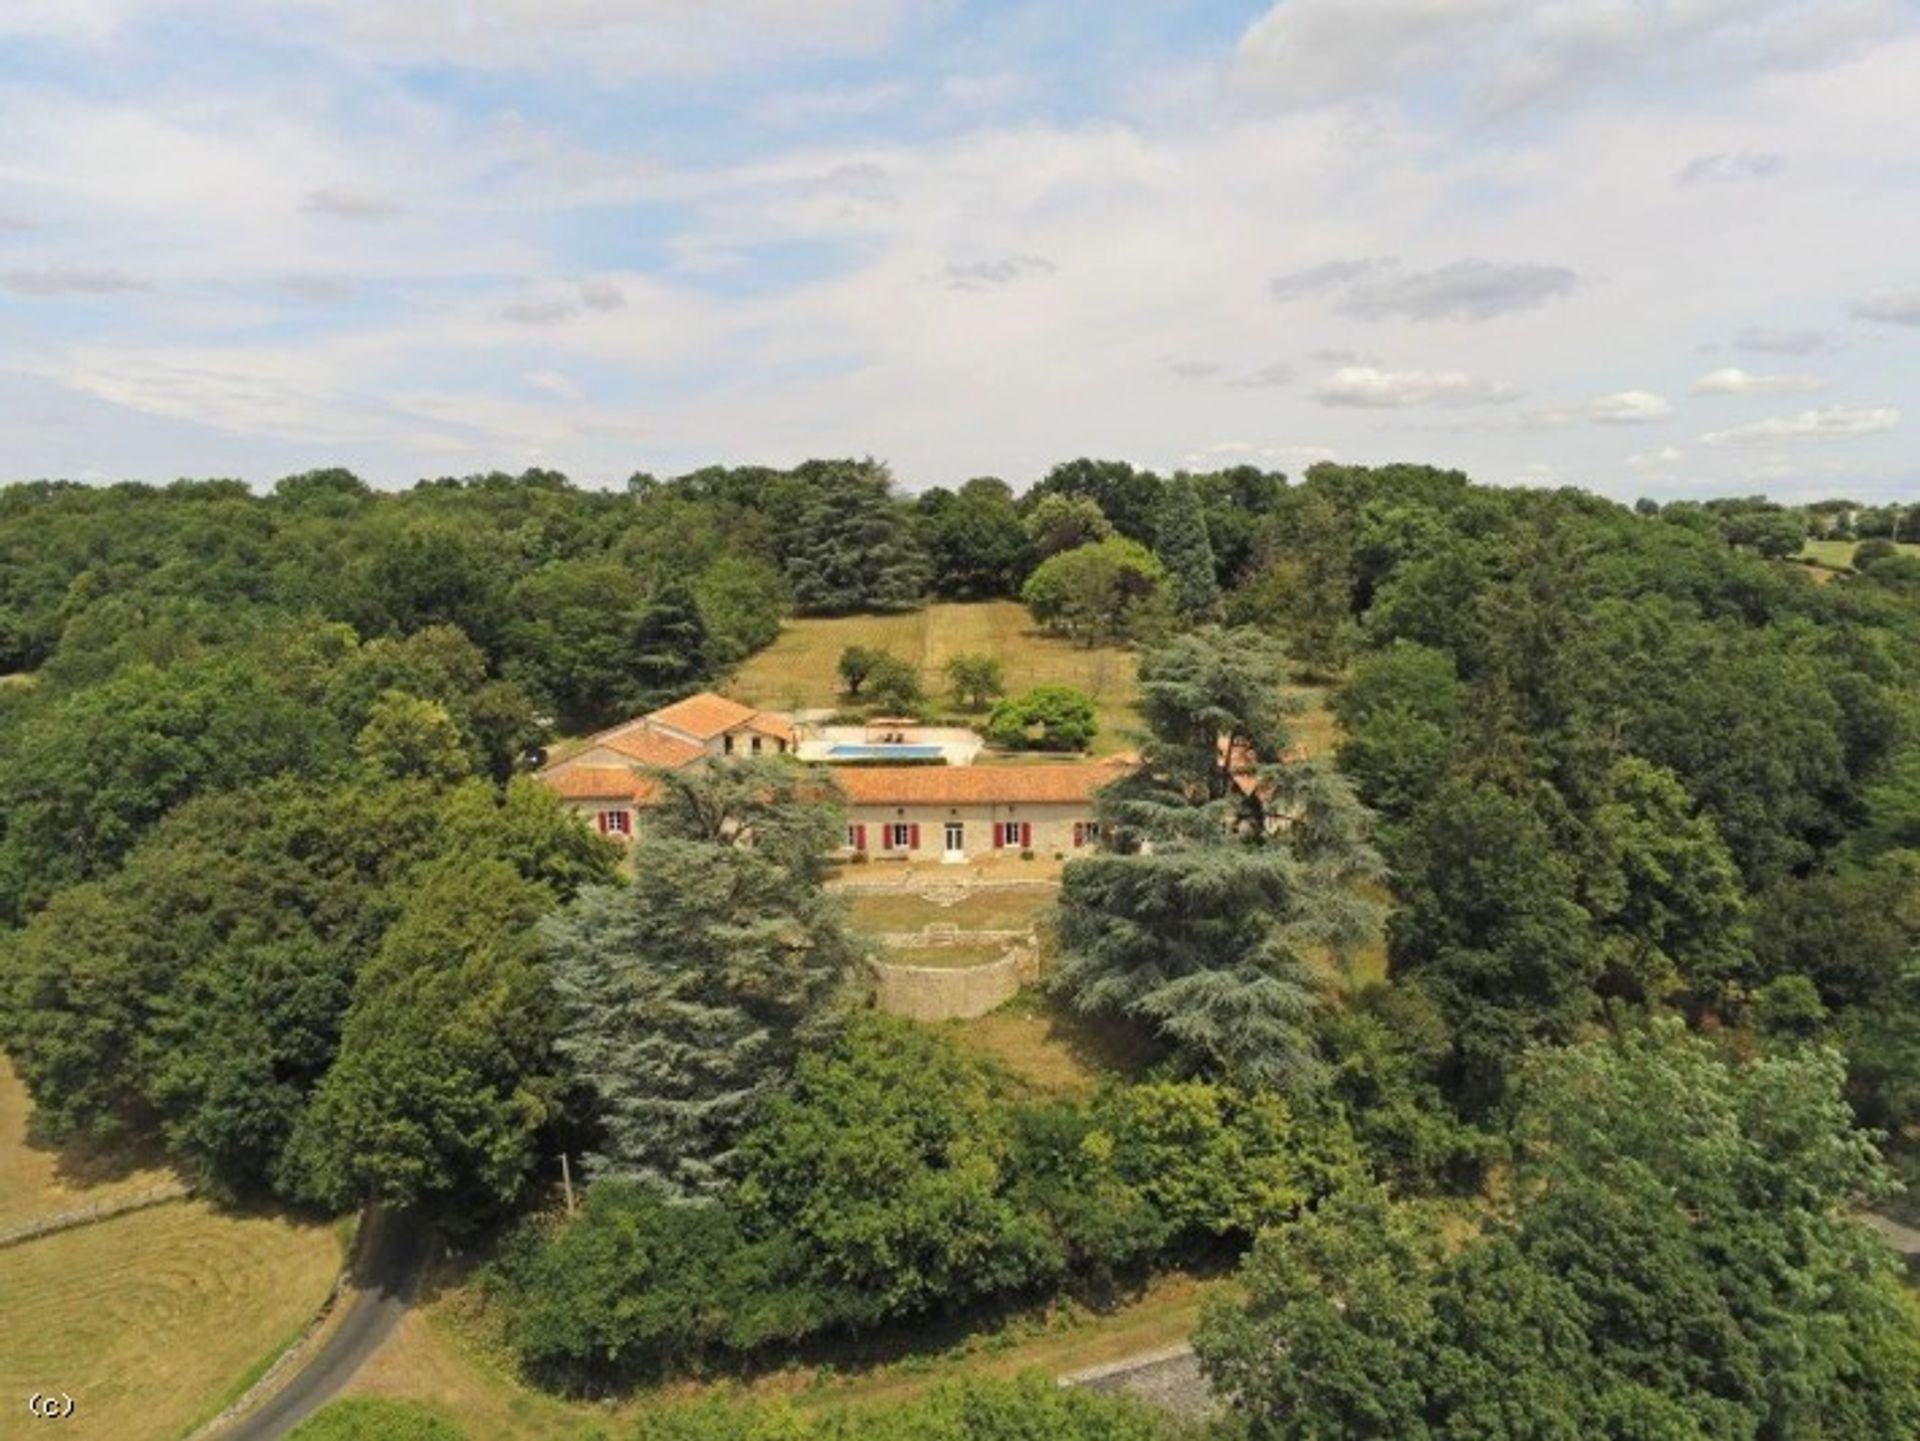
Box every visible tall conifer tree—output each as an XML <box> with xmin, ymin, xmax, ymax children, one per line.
<box><xmin>1157</xmin><ymin>474</ymin><xmax>1221</xmax><ymax>620</ymax></box>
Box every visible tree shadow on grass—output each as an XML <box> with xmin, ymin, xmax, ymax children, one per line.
<box><xmin>37</xmin><ymin>1125</ymin><xmax>175</xmax><ymax>1190</ymax></box>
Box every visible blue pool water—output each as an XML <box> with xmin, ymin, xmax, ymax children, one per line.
<box><xmin>827</xmin><ymin>744</ymin><xmax>946</xmax><ymax>761</ymax></box>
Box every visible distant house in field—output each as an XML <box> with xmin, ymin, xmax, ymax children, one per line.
<box><xmin>538</xmin><ymin>690</ymin><xmax>1120</xmax><ymax>858</ymax></box>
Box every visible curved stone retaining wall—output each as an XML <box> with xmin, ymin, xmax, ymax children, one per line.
<box><xmin>869</xmin><ymin>945</ymin><xmax>1039</xmax><ymax>1022</ymax></box>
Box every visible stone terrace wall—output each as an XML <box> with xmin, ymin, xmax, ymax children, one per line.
<box><xmin>869</xmin><ymin>945</ymin><xmax>1039</xmax><ymax>1022</ymax></box>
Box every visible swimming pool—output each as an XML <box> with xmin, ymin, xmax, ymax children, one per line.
<box><xmin>826</xmin><ymin>744</ymin><xmax>947</xmax><ymax>761</ymax></box>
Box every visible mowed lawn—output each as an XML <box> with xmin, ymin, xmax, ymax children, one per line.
<box><xmin>1801</xmin><ymin>539</ymin><xmax>1920</xmax><ymax>569</ymax></box>
<box><xmin>726</xmin><ymin>601</ymin><xmax>1141</xmax><ymax>754</ymax></box>
<box><xmin>0</xmin><ymin>1057</ymin><xmax>343</xmax><ymax>1441</ymax></box>
<box><xmin>844</xmin><ymin>888</ymin><xmax>1056</xmax><ymax>935</ymax></box>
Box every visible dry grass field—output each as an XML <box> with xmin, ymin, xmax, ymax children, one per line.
<box><xmin>0</xmin><ymin>1056</ymin><xmax>343</xmax><ymax>1441</ymax></box>
<box><xmin>726</xmin><ymin>601</ymin><xmax>1142</xmax><ymax>753</ymax></box>
<box><xmin>0</xmin><ymin>1200</ymin><xmax>343</xmax><ymax>1441</ymax></box>
<box><xmin>0</xmin><ymin>1057</ymin><xmax>175</xmax><ymax>1229</ymax></box>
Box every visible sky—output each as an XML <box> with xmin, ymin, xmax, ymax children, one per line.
<box><xmin>1</xmin><ymin>0</ymin><xmax>1917</xmax><ymax>502</ymax></box>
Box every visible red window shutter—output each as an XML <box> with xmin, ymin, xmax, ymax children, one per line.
<box><xmin>595</xmin><ymin>811</ymin><xmax>608</xmax><ymax>834</ymax></box>
<box><xmin>855</xmin><ymin>824</ymin><xmax>867</xmax><ymax>850</ymax></box>
<box><xmin>1022</xmin><ymin>822</ymin><xmax>1033</xmax><ymax>848</ymax></box>
<box><xmin>993</xmin><ymin>822</ymin><xmax>1004</xmax><ymax>848</ymax></box>
<box><xmin>909</xmin><ymin>823</ymin><xmax>921</xmax><ymax>850</ymax></box>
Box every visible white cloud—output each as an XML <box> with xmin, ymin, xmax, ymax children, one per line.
<box><xmin>0</xmin><ymin>0</ymin><xmax>130</xmax><ymax>40</ymax></box>
<box><xmin>284</xmin><ymin>0</ymin><xmax>910</xmax><ymax>79</ymax></box>
<box><xmin>1340</xmin><ymin>258</ymin><xmax>1577</xmax><ymax>322</ymax></box>
<box><xmin>1733</xmin><ymin>325</ymin><xmax>1840</xmax><ymax>355</ymax></box>
<box><xmin>501</xmin><ymin>277</ymin><xmax>628</xmax><ymax>325</ymax></box>
<box><xmin>1269</xmin><ymin>257</ymin><xmax>1397</xmax><ymax>301</ymax></box>
<box><xmin>3</xmin><ymin>266</ymin><xmax>148</xmax><ymax>295</ymax></box>
<box><xmin>1271</xmin><ymin>256</ymin><xmax>1576</xmax><ymax>321</ymax></box>
<box><xmin>1588</xmin><ymin>390</ymin><xmax>1673</xmax><ymax>424</ymax></box>
<box><xmin>1676</xmin><ymin>150</ymin><xmax>1786</xmax><ymax>185</ymax></box>
<box><xmin>1848</xmin><ymin>291</ymin><xmax>1920</xmax><ymax>326</ymax></box>
<box><xmin>1231</xmin><ymin>363</ymin><xmax>1296</xmax><ymax>389</ymax></box>
<box><xmin>1700</xmin><ymin>405</ymin><xmax>1900</xmax><ymax>444</ymax></box>
<box><xmin>1629</xmin><ymin>445</ymin><xmax>1685</xmax><ymax>468</ymax></box>
<box><xmin>746</xmin><ymin>80</ymin><xmax>911</xmax><ymax>128</ymax></box>
<box><xmin>303</xmin><ymin>187</ymin><xmax>402</xmax><ymax>220</ymax></box>
<box><xmin>525</xmin><ymin>369</ymin><xmax>585</xmax><ymax>402</ymax></box>
<box><xmin>945</xmin><ymin>255</ymin><xmax>1055</xmax><ymax>291</ymax></box>
<box><xmin>1689</xmin><ymin>367</ymin><xmax>1825</xmax><ymax>395</ymax></box>
<box><xmin>1234</xmin><ymin>0</ymin><xmax>1907</xmax><ymax>119</ymax></box>
<box><xmin>2</xmin><ymin>1</ymin><xmax>1918</xmax><ymax>497</ymax></box>
<box><xmin>1235</xmin><ymin>0</ymin><xmax>1516</xmax><ymax>109</ymax></box>
<box><xmin>1313</xmin><ymin>365</ymin><xmax>1520</xmax><ymax>408</ymax></box>
<box><xmin>279</xmin><ymin>274</ymin><xmax>355</xmax><ymax>303</ymax></box>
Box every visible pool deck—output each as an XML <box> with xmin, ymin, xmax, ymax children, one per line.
<box><xmin>797</xmin><ymin>724</ymin><xmax>984</xmax><ymax>766</ymax></box>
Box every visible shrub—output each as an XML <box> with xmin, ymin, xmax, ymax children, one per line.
<box><xmin>496</xmin><ymin>1023</ymin><xmax>1345</xmax><ymax>1388</ymax></box>
<box><xmin>493</xmin><ymin>1183</ymin><xmax>827</xmax><ymax>1386</ymax></box>
<box><xmin>1021</xmin><ymin>537</ymin><xmax>1166</xmax><ymax>645</ymax></box>
<box><xmin>735</xmin><ymin>1015</ymin><xmax>1056</xmax><ymax>1323</ymax></box>
<box><xmin>1853</xmin><ymin>538</ymin><xmax>1899</xmax><ymax>570</ymax></box>
<box><xmin>864</xmin><ymin>655</ymin><xmax>924</xmax><ymax>715</ymax></box>
<box><xmin>837</xmin><ymin>645</ymin><xmax>882</xmax><ymax>697</ymax></box>
<box><xmin>985</xmin><ymin>685</ymin><xmax>1098</xmax><ymax>752</ymax></box>
<box><xmin>944</xmin><ymin>653</ymin><xmax>1006</xmax><ymax>711</ymax></box>
<box><xmin>287</xmin><ymin>1399</ymin><xmax>467</xmax><ymax>1441</ymax></box>
<box><xmin>629</xmin><ymin>1376</ymin><xmax>1170</xmax><ymax>1440</ymax></box>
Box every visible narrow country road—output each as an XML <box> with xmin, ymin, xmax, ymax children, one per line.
<box><xmin>210</xmin><ymin>1208</ymin><xmax>432</xmax><ymax>1441</ymax></box>
<box><xmin>1864</xmin><ymin>1211</ymin><xmax>1920</xmax><ymax>1269</ymax></box>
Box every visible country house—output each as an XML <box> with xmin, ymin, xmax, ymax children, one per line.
<box><xmin>539</xmin><ymin>691</ymin><xmax>1118</xmax><ymax>859</ymax></box>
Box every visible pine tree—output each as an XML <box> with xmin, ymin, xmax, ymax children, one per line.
<box><xmin>543</xmin><ymin>766</ymin><xmax>857</xmax><ymax>1195</ymax></box>
<box><xmin>1053</xmin><ymin>627</ymin><xmax>1383</xmax><ymax>1086</ymax></box>
<box><xmin>784</xmin><ymin>460</ymin><xmax>929</xmax><ymax>614</ymax></box>
<box><xmin>1156</xmin><ymin>474</ymin><xmax>1220</xmax><ymax>620</ymax></box>
<box><xmin>630</xmin><ymin>581</ymin><xmax>711</xmax><ymax>710</ymax></box>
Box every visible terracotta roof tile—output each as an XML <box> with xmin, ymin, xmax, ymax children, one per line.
<box><xmin>742</xmin><ymin>713</ymin><xmax>796</xmax><ymax>743</ymax></box>
<box><xmin>597</xmin><ymin>729</ymin><xmax>706</xmax><ymax>768</ymax></box>
<box><xmin>833</xmin><ymin>762</ymin><xmax>1123</xmax><ymax>807</ymax></box>
<box><xmin>543</xmin><ymin>766</ymin><xmax>656</xmax><ymax>801</ymax></box>
<box><xmin>645</xmin><ymin>691</ymin><xmax>760</xmax><ymax>739</ymax></box>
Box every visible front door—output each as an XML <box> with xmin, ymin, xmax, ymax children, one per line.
<box><xmin>944</xmin><ymin>821</ymin><xmax>965</xmax><ymax>856</ymax></box>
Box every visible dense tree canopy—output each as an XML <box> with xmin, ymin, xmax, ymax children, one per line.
<box><xmin>1197</xmin><ymin>1023</ymin><xmax>1920</xmax><ymax>1440</ymax></box>
<box><xmin>3</xmin><ymin>455</ymin><xmax>1917</xmax><ymax>1433</ymax></box>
